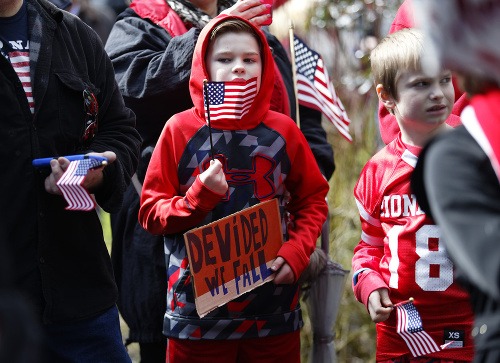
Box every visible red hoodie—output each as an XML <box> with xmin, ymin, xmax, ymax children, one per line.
<box><xmin>138</xmin><ymin>14</ymin><xmax>329</xmax><ymax>341</ymax></box>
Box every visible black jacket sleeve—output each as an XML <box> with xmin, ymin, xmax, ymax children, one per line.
<box><xmin>414</xmin><ymin>126</ymin><xmax>500</xmax><ymax>300</ymax></box>
<box><xmin>105</xmin><ymin>9</ymin><xmax>200</xmax><ymax>148</ymax></box>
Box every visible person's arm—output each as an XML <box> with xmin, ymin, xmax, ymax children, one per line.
<box><xmin>280</xmin><ymin>126</ymin><xmax>330</xmax><ymax>282</ymax></box>
<box><xmin>138</xmin><ymin>116</ymin><xmax>225</xmax><ymax>236</ymax></box>
<box><xmin>423</xmin><ymin>127</ymin><xmax>500</xmax><ymax>300</ymax></box>
<box><xmin>81</xmin><ymin>23</ymin><xmax>141</xmax><ymax>212</ymax></box>
<box><xmin>351</xmin><ymin>163</ymin><xmax>389</xmax><ymax>307</ymax></box>
<box><xmin>299</xmin><ymin>106</ymin><xmax>335</xmax><ymax>179</ymax></box>
<box><xmin>105</xmin><ymin>11</ymin><xmax>199</xmax><ymax>146</ymax></box>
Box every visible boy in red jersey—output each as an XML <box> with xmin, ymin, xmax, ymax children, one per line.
<box><xmin>351</xmin><ymin>28</ymin><xmax>474</xmax><ymax>362</ymax></box>
<box><xmin>138</xmin><ymin>15</ymin><xmax>329</xmax><ymax>363</ymax></box>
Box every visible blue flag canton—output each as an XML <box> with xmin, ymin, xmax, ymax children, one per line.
<box><xmin>294</xmin><ymin>36</ymin><xmax>320</xmax><ymax>83</ymax></box>
<box><xmin>404</xmin><ymin>302</ymin><xmax>424</xmax><ymax>333</ymax></box>
<box><xmin>75</xmin><ymin>158</ymin><xmax>102</xmax><ymax>176</ymax></box>
<box><xmin>205</xmin><ymin>82</ymin><xmax>225</xmax><ymax>106</ymax></box>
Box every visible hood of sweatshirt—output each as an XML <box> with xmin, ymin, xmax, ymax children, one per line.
<box><xmin>189</xmin><ymin>14</ymin><xmax>275</xmax><ymax>130</ymax></box>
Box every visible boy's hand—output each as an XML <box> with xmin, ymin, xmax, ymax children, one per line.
<box><xmin>271</xmin><ymin>256</ymin><xmax>295</xmax><ymax>284</ymax></box>
<box><xmin>221</xmin><ymin>0</ymin><xmax>272</xmax><ymax>27</ymax></box>
<box><xmin>367</xmin><ymin>288</ymin><xmax>393</xmax><ymax>323</ymax></box>
<box><xmin>199</xmin><ymin>159</ymin><xmax>228</xmax><ymax>195</ymax></box>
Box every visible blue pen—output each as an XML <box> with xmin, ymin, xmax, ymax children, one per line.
<box><xmin>32</xmin><ymin>154</ymin><xmax>108</xmax><ymax>168</ymax></box>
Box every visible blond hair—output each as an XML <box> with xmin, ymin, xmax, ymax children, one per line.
<box><xmin>370</xmin><ymin>28</ymin><xmax>424</xmax><ymax>100</ymax></box>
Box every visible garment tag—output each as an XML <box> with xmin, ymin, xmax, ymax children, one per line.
<box><xmin>443</xmin><ymin>329</ymin><xmax>465</xmax><ymax>348</ymax></box>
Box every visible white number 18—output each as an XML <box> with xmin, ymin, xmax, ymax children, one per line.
<box><xmin>388</xmin><ymin>224</ymin><xmax>453</xmax><ymax>291</ymax></box>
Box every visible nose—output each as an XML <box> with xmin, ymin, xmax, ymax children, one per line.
<box><xmin>233</xmin><ymin>60</ymin><xmax>245</xmax><ymax>74</ymax></box>
<box><xmin>430</xmin><ymin>83</ymin><xmax>445</xmax><ymax>100</ymax></box>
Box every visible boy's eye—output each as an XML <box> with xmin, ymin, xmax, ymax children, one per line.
<box><xmin>414</xmin><ymin>81</ymin><xmax>428</xmax><ymax>87</ymax></box>
<box><xmin>441</xmin><ymin>77</ymin><xmax>452</xmax><ymax>84</ymax></box>
<box><xmin>217</xmin><ymin>57</ymin><xmax>232</xmax><ymax>63</ymax></box>
<box><xmin>244</xmin><ymin>57</ymin><xmax>257</xmax><ymax>64</ymax></box>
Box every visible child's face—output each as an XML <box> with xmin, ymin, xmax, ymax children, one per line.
<box><xmin>206</xmin><ymin>31</ymin><xmax>262</xmax><ymax>92</ymax></box>
<box><xmin>392</xmin><ymin>69</ymin><xmax>454</xmax><ymax>128</ymax></box>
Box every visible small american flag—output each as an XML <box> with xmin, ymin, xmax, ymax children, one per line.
<box><xmin>57</xmin><ymin>158</ymin><xmax>102</xmax><ymax>211</ymax></box>
<box><xmin>203</xmin><ymin>78</ymin><xmax>258</xmax><ymax>122</ymax></box>
<box><xmin>396</xmin><ymin>299</ymin><xmax>440</xmax><ymax>357</ymax></box>
<box><xmin>293</xmin><ymin>35</ymin><xmax>352</xmax><ymax>141</ymax></box>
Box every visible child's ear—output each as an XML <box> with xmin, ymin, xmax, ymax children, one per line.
<box><xmin>376</xmin><ymin>84</ymin><xmax>396</xmax><ymax>114</ymax></box>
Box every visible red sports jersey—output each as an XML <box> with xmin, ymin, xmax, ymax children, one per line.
<box><xmin>352</xmin><ymin>134</ymin><xmax>474</xmax><ymax>361</ymax></box>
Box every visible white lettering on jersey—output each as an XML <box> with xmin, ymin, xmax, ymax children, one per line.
<box><xmin>380</xmin><ymin>194</ymin><xmax>425</xmax><ymax>218</ymax></box>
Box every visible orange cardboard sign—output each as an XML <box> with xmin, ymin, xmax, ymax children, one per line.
<box><xmin>184</xmin><ymin>199</ymin><xmax>283</xmax><ymax>318</ymax></box>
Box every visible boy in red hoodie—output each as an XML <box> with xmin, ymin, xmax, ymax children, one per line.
<box><xmin>138</xmin><ymin>14</ymin><xmax>329</xmax><ymax>363</ymax></box>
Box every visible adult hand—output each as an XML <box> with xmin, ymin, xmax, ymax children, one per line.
<box><xmin>271</xmin><ymin>256</ymin><xmax>295</xmax><ymax>285</ymax></box>
<box><xmin>43</xmin><ymin>151</ymin><xmax>116</xmax><ymax>195</ymax></box>
<box><xmin>221</xmin><ymin>0</ymin><xmax>272</xmax><ymax>27</ymax></box>
<box><xmin>83</xmin><ymin>151</ymin><xmax>116</xmax><ymax>192</ymax></box>
<box><xmin>367</xmin><ymin>288</ymin><xmax>393</xmax><ymax>323</ymax></box>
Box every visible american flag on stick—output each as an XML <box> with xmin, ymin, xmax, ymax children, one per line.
<box><xmin>395</xmin><ymin>298</ymin><xmax>441</xmax><ymax>357</ymax></box>
<box><xmin>203</xmin><ymin>78</ymin><xmax>258</xmax><ymax>122</ymax></box>
<box><xmin>57</xmin><ymin>158</ymin><xmax>103</xmax><ymax>211</ymax></box>
<box><xmin>293</xmin><ymin>35</ymin><xmax>352</xmax><ymax>142</ymax></box>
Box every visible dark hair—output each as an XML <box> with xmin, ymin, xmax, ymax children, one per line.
<box><xmin>208</xmin><ymin>18</ymin><xmax>264</xmax><ymax>57</ymax></box>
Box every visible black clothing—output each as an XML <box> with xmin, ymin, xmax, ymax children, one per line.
<box><xmin>413</xmin><ymin>126</ymin><xmax>500</xmax><ymax>362</ymax></box>
<box><xmin>0</xmin><ymin>0</ymin><xmax>141</xmax><ymax>324</ymax></box>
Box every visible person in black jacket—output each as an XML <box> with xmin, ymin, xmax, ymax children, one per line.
<box><xmin>0</xmin><ymin>0</ymin><xmax>141</xmax><ymax>362</ymax></box>
<box><xmin>412</xmin><ymin>0</ymin><xmax>500</xmax><ymax>361</ymax></box>
<box><xmin>105</xmin><ymin>0</ymin><xmax>334</xmax><ymax>361</ymax></box>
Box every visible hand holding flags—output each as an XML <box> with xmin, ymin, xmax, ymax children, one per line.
<box><xmin>395</xmin><ymin>298</ymin><xmax>451</xmax><ymax>357</ymax></box>
<box><xmin>292</xmin><ymin>35</ymin><xmax>352</xmax><ymax>142</ymax></box>
<box><xmin>56</xmin><ymin>156</ymin><xmax>107</xmax><ymax>211</ymax></box>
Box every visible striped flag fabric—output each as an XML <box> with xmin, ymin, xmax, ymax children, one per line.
<box><xmin>9</xmin><ymin>51</ymin><xmax>34</xmax><ymax>114</ymax></box>
<box><xmin>203</xmin><ymin>78</ymin><xmax>258</xmax><ymax>122</ymax></box>
<box><xmin>293</xmin><ymin>35</ymin><xmax>352</xmax><ymax>141</ymax></box>
<box><xmin>396</xmin><ymin>299</ymin><xmax>440</xmax><ymax>357</ymax></box>
<box><xmin>57</xmin><ymin>158</ymin><xmax>103</xmax><ymax>211</ymax></box>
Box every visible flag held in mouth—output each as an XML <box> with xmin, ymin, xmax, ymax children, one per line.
<box><xmin>57</xmin><ymin>158</ymin><xmax>104</xmax><ymax>211</ymax></box>
<box><xmin>203</xmin><ymin>77</ymin><xmax>258</xmax><ymax>122</ymax></box>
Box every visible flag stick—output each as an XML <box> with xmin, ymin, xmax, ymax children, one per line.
<box><xmin>394</xmin><ymin>297</ymin><xmax>414</xmax><ymax>307</ymax></box>
<box><xmin>289</xmin><ymin>20</ymin><xmax>300</xmax><ymax>129</ymax></box>
<box><xmin>203</xmin><ymin>79</ymin><xmax>215</xmax><ymax>160</ymax></box>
